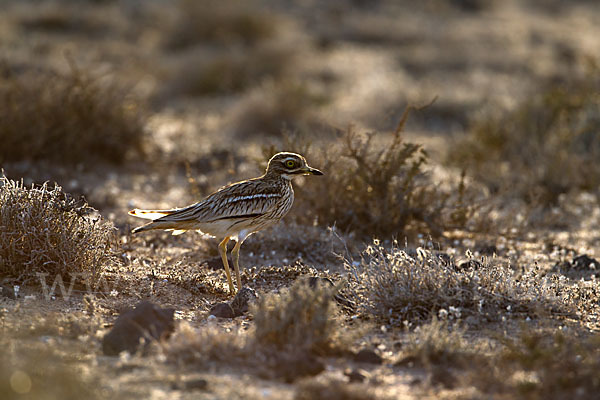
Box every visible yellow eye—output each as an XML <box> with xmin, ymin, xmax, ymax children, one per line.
<box><xmin>285</xmin><ymin>160</ymin><xmax>296</xmax><ymax>168</ymax></box>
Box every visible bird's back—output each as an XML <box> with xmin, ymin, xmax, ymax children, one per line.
<box><xmin>131</xmin><ymin>176</ymin><xmax>294</xmax><ymax>238</ymax></box>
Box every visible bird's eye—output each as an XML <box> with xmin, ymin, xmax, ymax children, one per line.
<box><xmin>285</xmin><ymin>160</ymin><xmax>296</xmax><ymax>168</ymax></box>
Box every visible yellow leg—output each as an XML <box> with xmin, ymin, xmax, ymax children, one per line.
<box><xmin>218</xmin><ymin>237</ymin><xmax>234</xmax><ymax>294</ymax></box>
<box><xmin>231</xmin><ymin>240</ymin><xmax>243</xmax><ymax>291</ymax></box>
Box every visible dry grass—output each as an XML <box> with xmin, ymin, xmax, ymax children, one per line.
<box><xmin>252</xmin><ymin>278</ymin><xmax>349</xmax><ymax>356</ymax></box>
<box><xmin>402</xmin><ymin>317</ymin><xmax>473</xmax><ymax>367</ymax></box>
<box><xmin>166</xmin><ymin>0</ymin><xmax>277</xmax><ymax>51</ymax></box>
<box><xmin>346</xmin><ymin>241</ymin><xmax>577</xmax><ymax>325</ymax></box>
<box><xmin>167</xmin><ymin>279</ymin><xmax>353</xmax><ymax>382</ymax></box>
<box><xmin>168</xmin><ymin>44</ymin><xmax>295</xmax><ymax>97</ymax></box>
<box><xmin>295</xmin><ymin>378</ymin><xmax>381</xmax><ymax>400</ymax></box>
<box><xmin>233</xmin><ymin>80</ymin><xmax>327</xmax><ymax>137</ymax></box>
<box><xmin>167</xmin><ymin>323</ymin><xmax>250</xmax><ymax>368</ymax></box>
<box><xmin>449</xmin><ymin>70</ymin><xmax>600</xmax><ymax>205</ymax></box>
<box><xmin>0</xmin><ymin>174</ymin><xmax>121</xmax><ymax>285</ymax></box>
<box><xmin>263</xmin><ymin>106</ymin><xmax>476</xmax><ymax>238</ymax></box>
<box><xmin>490</xmin><ymin>329</ymin><xmax>600</xmax><ymax>398</ymax></box>
<box><xmin>0</xmin><ymin>65</ymin><xmax>145</xmax><ymax>166</ymax></box>
<box><xmin>458</xmin><ymin>328</ymin><xmax>600</xmax><ymax>399</ymax></box>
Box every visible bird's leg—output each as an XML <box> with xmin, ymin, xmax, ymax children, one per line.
<box><xmin>218</xmin><ymin>237</ymin><xmax>234</xmax><ymax>294</ymax></box>
<box><xmin>231</xmin><ymin>239</ymin><xmax>243</xmax><ymax>291</ymax></box>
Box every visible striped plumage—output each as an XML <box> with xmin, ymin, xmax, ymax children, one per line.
<box><xmin>129</xmin><ymin>152</ymin><xmax>323</xmax><ymax>294</ymax></box>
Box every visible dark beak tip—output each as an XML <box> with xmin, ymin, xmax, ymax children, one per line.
<box><xmin>312</xmin><ymin>169</ymin><xmax>324</xmax><ymax>176</ymax></box>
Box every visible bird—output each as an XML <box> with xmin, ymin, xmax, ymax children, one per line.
<box><xmin>128</xmin><ymin>152</ymin><xmax>323</xmax><ymax>294</ymax></box>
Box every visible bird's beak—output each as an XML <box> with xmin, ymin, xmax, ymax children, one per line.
<box><xmin>304</xmin><ymin>166</ymin><xmax>323</xmax><ymax>176</ymax></box>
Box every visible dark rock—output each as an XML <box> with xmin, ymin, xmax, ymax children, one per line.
<box><xmin>230</xmin><ymin>287</ymin><xmax>258</xmax><ymax>316</ymax></box>
<box><xmin>307</xmin><ymin>276</ymin><xmax>334</xmax><ymax>288</ymax></box>
<box><xmin>436</xmin><ymin>253</ymin><xmax>453</xmax><ymax>267</ymax></box>
<box><xmin>276</xmin><ymin>353</ymin><xmax>325</xmax><ymax>383</ymax></box>
<box><xmin>205</xmin><ymin>256</ymin><xmax>231</xmax><ymax>271</ymax></box>
<box><xmin>0</xmin><ymin>284</ymin><xmax>17</xmax><ymax>299</ymax></box>
<box><xmin>572</xmin><ymin>255</ymin><xmax>599</xmax><ymax>270</ymax></box>
<box><xmin>431</xmin><ymin>366</ymin><xmax>456</xmax><ymax>389</ymax></box>
<box><xmin>477</xmin><ymin>244</ymin><xmax>498</xmax><ymax>256</ymax></box>
<box><xmin>102</xmin><ymin>301</ymin><xmax>175</xmax><ymax>356</ymax></box>
<box><xmin>344</xmin><ymin>368</ymin><xmax>368</xmax><ymax>383</ymax></box>
<box><xmin>395</xmin><ymin>355</ymin><xmax>417</xmax><ymax>367</ymax></box>
<box><xmin>554</xmin><ymin>255</ymin><xmax>599</xmax><ymax>280</ymax></box>
<box><xmin>306</xmin><ymin>276</ymin><xmax>356</xmax><ymax>312</ymax></box>
<box><xmin>209</xmin><ymin>302</ymin><xmax>235</xmax><ymax>318</ymax></box>
<box><xmin>181</xmin><ymin>378</ymin><xmax>208</xmax><ymax>391</ymax></box>
<box><xmin>456</xmin><ymin>259</ymin><xmax>483</xmax><ymax>271</ymax></box>
<box><xmin>354</xmin><ymin>349</ymin><xmax>383</xmax><ymax>364</ymax></box>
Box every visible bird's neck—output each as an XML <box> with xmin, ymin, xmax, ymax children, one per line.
<box><xmin>264</xmin><ymin>170</ymin><xmax>293</xmax><ymax>182</ymax></box>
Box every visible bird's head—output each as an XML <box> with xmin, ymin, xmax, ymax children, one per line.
<box><xmin>265</xmin><ymin>152</ymin><xmax>323</xmax><ymax>180</ymax></box>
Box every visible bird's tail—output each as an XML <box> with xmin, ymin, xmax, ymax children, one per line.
<box><xmin>128</xmin><ymin>208</ymin><xmax>177</xmax><ymax>220</ymax></box>
<box><xmin>129</xmin><ymin>208</ymin><xmax>189</xmax><ymax>235</ymax></box>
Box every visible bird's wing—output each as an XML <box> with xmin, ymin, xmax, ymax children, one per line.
<box><xmin>153</xmin><ymin>180</ymin><xmax>283</xmax><ymax>223</ymax></box>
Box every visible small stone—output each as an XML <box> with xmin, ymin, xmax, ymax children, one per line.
<box><xmin>230</xmin><ymin>287</ymin><xmax>259</xmax><ymax>316</ymax></box>
<box><xmin>572</xmin><ymin>255</ymin><xmax>599</xmax><ymax>270</ymax></box>
<box><xmin>456</xmin><ymin>259</ymin><xmax>482</xmax><ymax>271</ymax></box>
<box><xmin>182</xmin><ymin>378</ymin><xmax>208</xmax><ymax>390</ymax></box>
<box><xmin>102</xmin><ymin>301</ymin><xmax>175</xmax><ymax>356</ymax></box>
<box><xmin>205</xmin><ymin>257</ymin><xmax>231</xmax><ymax>271</ymax></box>
<box><xmin>276</xmin><ymin>353</ymin><xmax>325</xmax><ymax>383</ymax></box>
<box><xmin>209</xmin><ymin>302</ymin><xmax>235</xmax><ymax>318</ymax></box>
<box><xmin>0</xmin><ymin>284</ymin><xmax>17</xmax><ymax>299</ymax></box>
<box><xmin>344</xmin><ymin>368</ymin><xmax>368</xmax><ymax>383</ymax></box>
<box><xmin>307</xmin><ymin>276</ymin><xmax>334</xmax><ymax>288</ymax></box>
<box><xmin>354</xmin><ymin>349</ymin><xmax>383</xmax><ymax>364</ymax></box>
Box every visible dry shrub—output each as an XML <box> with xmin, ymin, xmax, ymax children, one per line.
<box><xmin>403</xmin><ymin>316</ymin><xmax>474</xmax><ymax>367</ymax></box>
<box><xmin>167</xmin><ymin>281</ymin><xmax>350</xmax><ymax>382</ymax></box>
<box><xmin>449</xmin><ymin>71</ymin><xmax>600</xmax><ymax>205</ymax></box>
<box><xmin>170</xmin><ymin>43</ymin><xmax>294</xmax><ymax>96</ymax></box>
<box><xmin>263</xmin><ymin>106</ymin><xmax>475</xmax><ymax>237</ymax></box>
<box><xmin>0</xmin><ymin>65</ymin><xmax>145</xmax><ymax>166</ymax></box>
<box><xmin>465</xmin><ymin>329</ymin><xmax>600</xmax><ymax>399</ymax></box>
<box><xmin>492</xmin><ymin>330</ymin><xmax>600</xmax><ymax>399</ymax></box>
<box><xmin>346</xmin><ymin>241</ymin><xmax>574</xmax><ymax>325</ymax></box>
<box><xmin>167</xmin><ymin>322</ymin><xmax>249</xmax><ymax>368</ymax></box>
<box><xmin>233</xmin><ymin>80</ymin><xmax>328</xmax><ymax>137</ymax></box>
<box><xmin>295</xmin><ymin>378</ymin><xmax>380</xmax><ymax>400</ymax></box>
<box><xmin>166</xmin><ymin>0</ymin><xmax>277</xmax><ymax>51</ymax></box>
<box><xmin>0</xmin><ymin>175</ymin><xmax>121</xmax><ymax>285</ymax></box>
<box><xmin>252</xmin><ymin>279</ymin><xmax>349</xmax><ymax>356</ymax></box>
<box><xmin>18</xmin><ymin>2</ymin><xmax>115</xmax><ymax>36</ymax></box>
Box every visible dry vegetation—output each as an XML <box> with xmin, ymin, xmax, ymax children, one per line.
<box><xmin>0</xmin><ymin>65</ymin><xmax>146</xmax><ymax>166</ymax></box>
<box><xmin>262</xmin><ymin>108</ymin><xmax>477</xmax><ymax>238</ymax></box>
<box><xmin>1</xmin><ymin>0</ymin><xmax>600</xmax><ymax>399</ymax></box>
<box><xmin>345</xmin><ymin>241</ymin><xmax>583</xmax><ymax>325</ymax></box>
<box><xmin>449</xmin><ymin>69</ymin><xmax>600</xmax><ymax>205</ymax></box>
<box><xmin>0</xmin><ymin>175</ymin><xmax>120</xmax><ymax>286</ymax></box>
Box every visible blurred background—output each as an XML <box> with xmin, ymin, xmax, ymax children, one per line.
<box><xmin>1</xmin><ymin>0</ymin><xmax>599</xmax><ymax>237</ymax></box>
